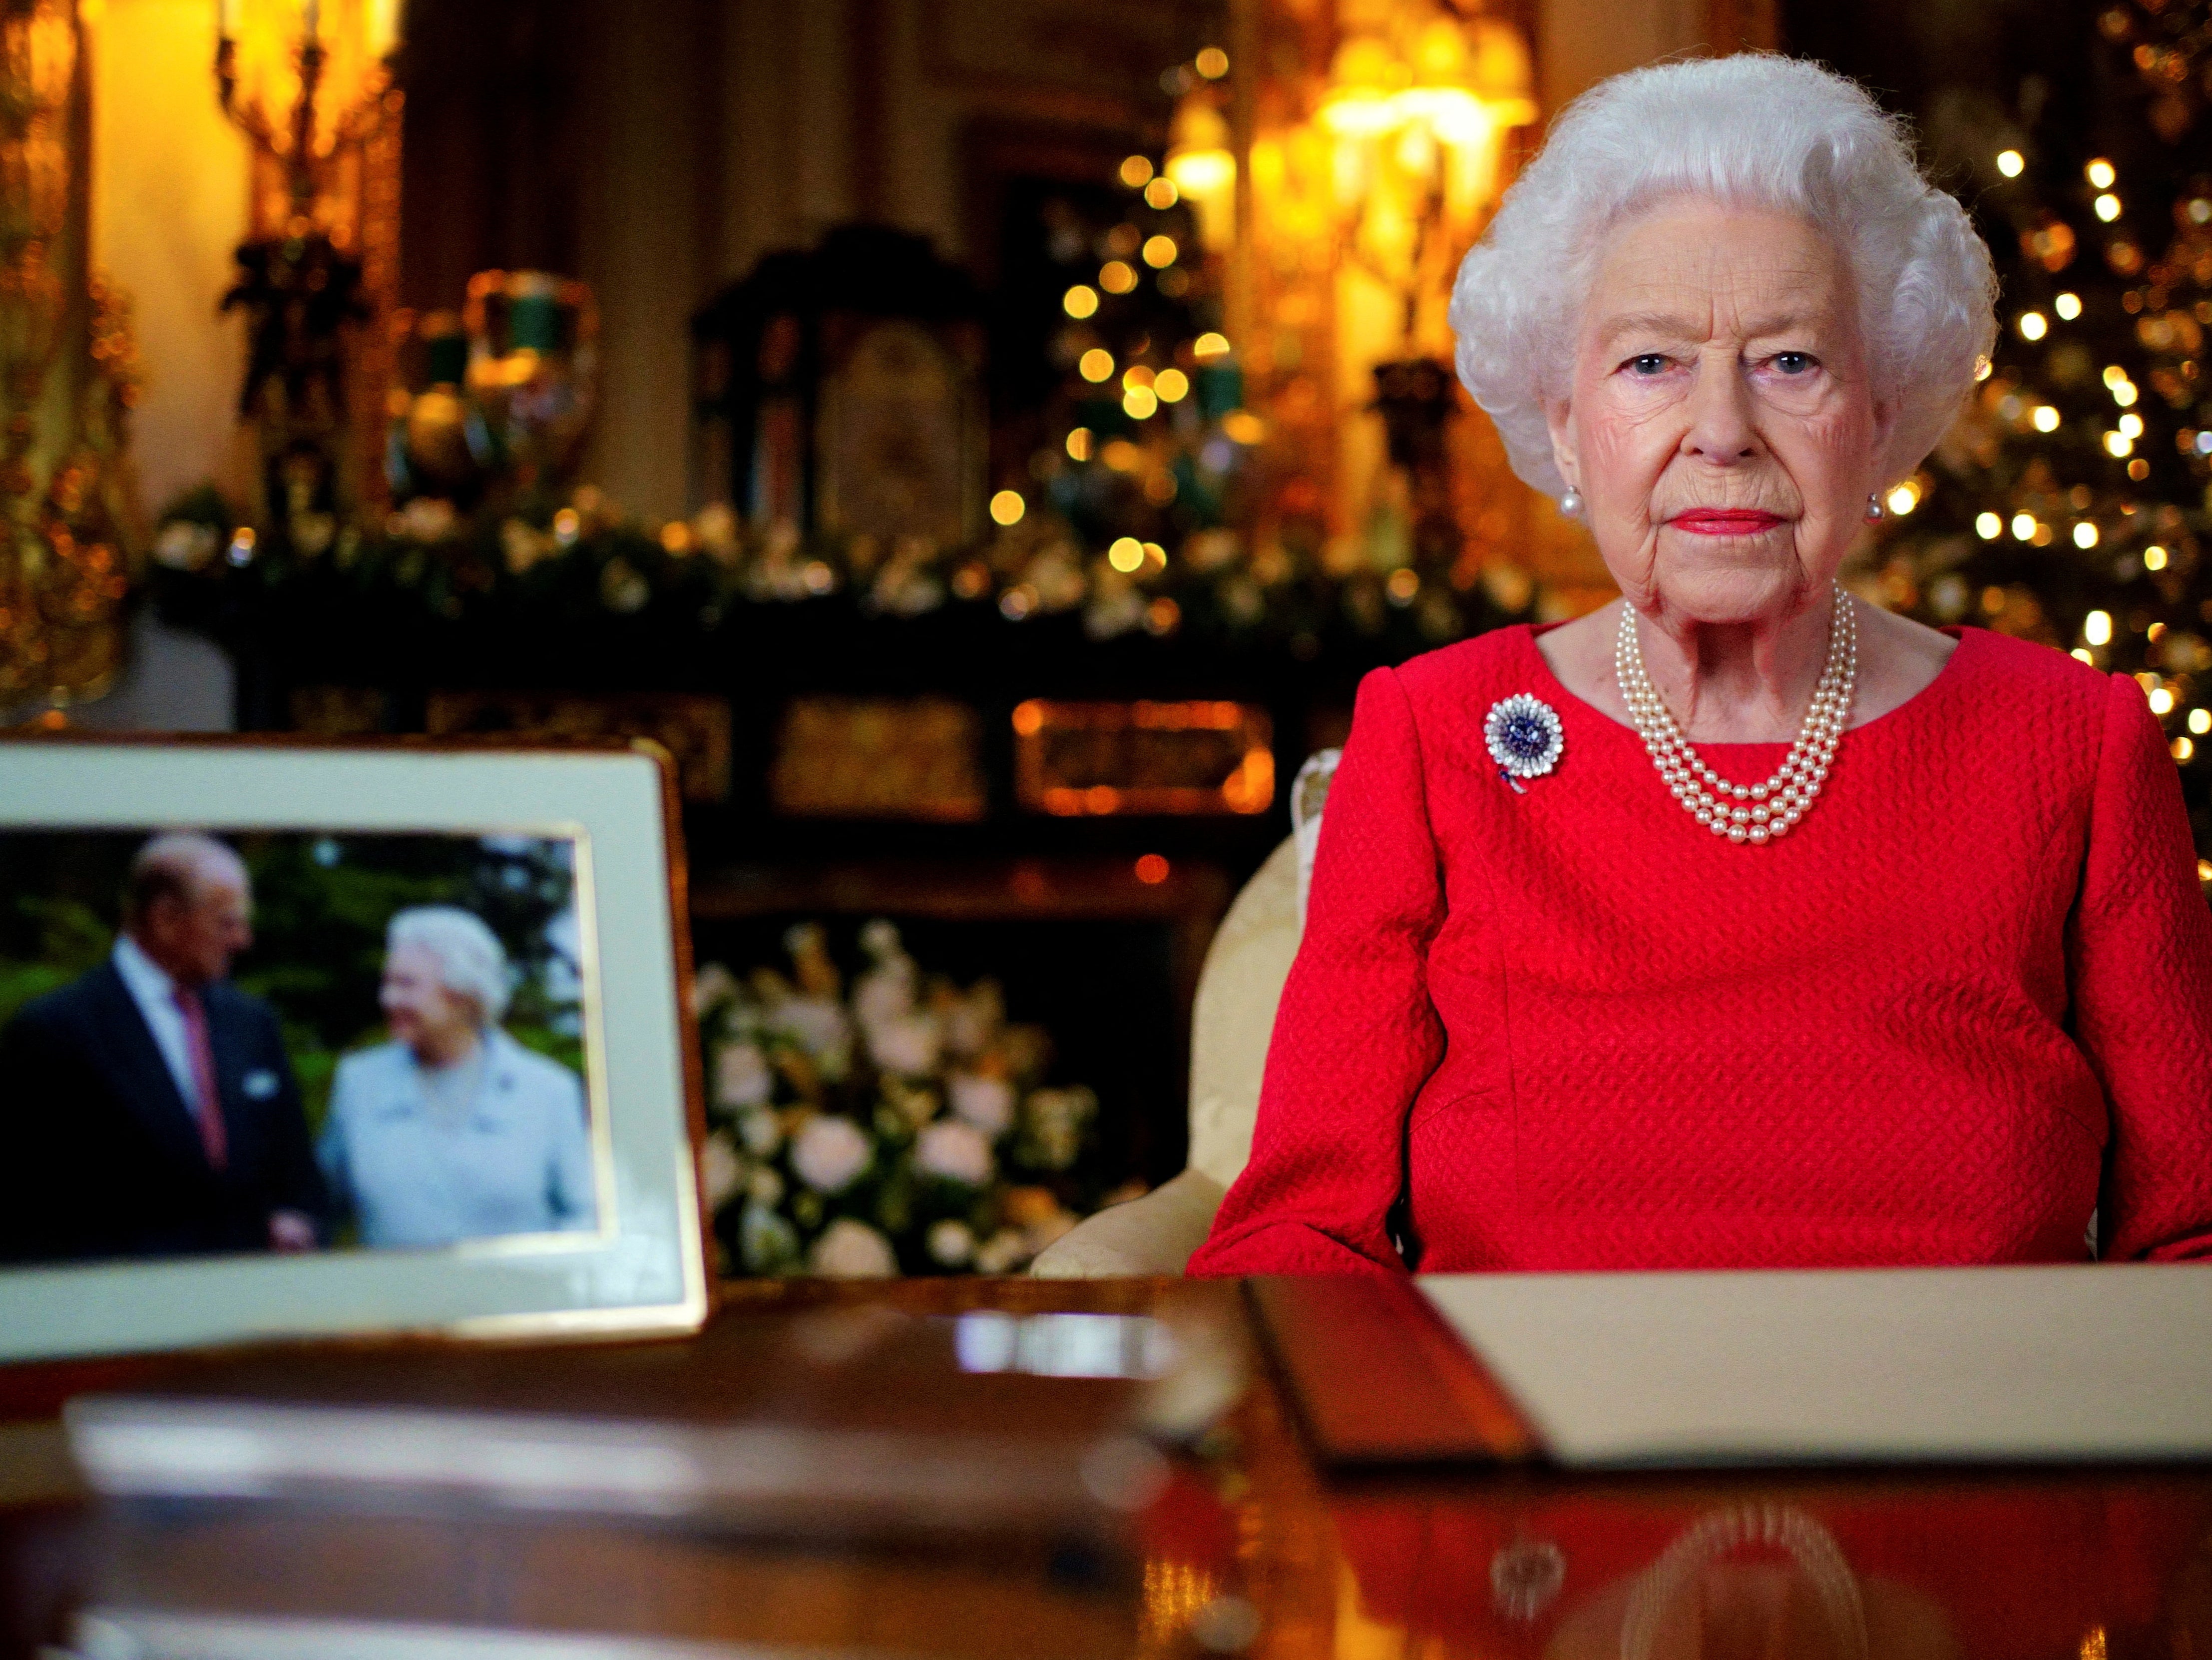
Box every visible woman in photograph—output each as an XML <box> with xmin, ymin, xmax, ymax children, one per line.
<box><xmin>1189</xmin><ymin>54</ymin><xmax>2212</xmax><ymax>1278</ymax></box>
<box><xmin>320</xmin><ymin>905</ymin><xmax>597</xmax><ymax>1248</ymax></box>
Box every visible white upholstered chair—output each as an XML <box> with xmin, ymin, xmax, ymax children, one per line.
<box><xmin>1031</xmin><ymin>751</ymin><xmax>1336</xmax><ymax>1278</ymax></box>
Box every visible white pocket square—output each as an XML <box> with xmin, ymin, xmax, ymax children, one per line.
<box><xmin>241</xmin><ymin>1069</ymin><xmax>280</xmax><ymax>1101</ymax></box>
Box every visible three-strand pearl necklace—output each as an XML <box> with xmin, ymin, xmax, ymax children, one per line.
<box><xmin>1613</xmin><ymin>584</ymin><xmax>1857</xmax><ymax>845</ymax></box>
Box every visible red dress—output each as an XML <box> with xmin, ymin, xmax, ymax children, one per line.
<box><xmin>1188</xmin><ymin>623</ymin><xmax>2212</xmax><ymax>1277</ymax></box>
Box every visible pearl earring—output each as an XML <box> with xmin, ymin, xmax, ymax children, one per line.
<box><xmin>1559</xmin><ymin>487</ymin><xmax>1583</xmax><ymax>519</ymax></box>
<box><xmin>1865</xmin><ymin>492</ymin><xmax>1885</xmax><ymax>522</ymax></box>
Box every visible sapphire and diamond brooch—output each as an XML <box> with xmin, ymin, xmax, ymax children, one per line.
<box><xmin>1484</xmin><ymin>694</ymin><xmax>1564</xmax><ymax>793</ymax></box>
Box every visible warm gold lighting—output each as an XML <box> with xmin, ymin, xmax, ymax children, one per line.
<box><xmin>1118</xmin><ymin>154</ymin><xmax>1154</xmax><ymax>188</ymax></box>
<box><xmin>1997</xmin><ymin>149</ymin><xmax>2025</xmax><ymax>177</ymax></box>
<box><xmin>1975</xmin><ymin>512</ymin><xmax>2002</xmax><ymax>540</ymax></box>
<box><xmin>2146</xmin><ymin>544</ymin><xmax>2169</xmax><ymax>570</ymax></box>
<box><xmin>1143</xmin><ymin>176</ymin><xmax>1179</xmax><ymax>209</ymax></box>
<box><xmin>2085</xmin><ymin>609</ymin><xmax>2113</xmax><ymax>646</ymax></box>
<box><xmin>2019</xmin><ymin>311</ymin><xmax>2048</xmax><ymax>341</ymax></box>
<box><xmin>1165</xmin><ymin>90</ymin><xmax>1235</xmax><ymax>250</ymax></box>
<box><xmin>2174</xmin><ymin>735</ymin><xmax>2195</xmax><ymax>762</ymax></box>
<box><xmin>990</xmin><ymin>490</ymin><xmax>1026</xmax><ymax>527</ymax></box>
<box><xmin>2087</xmin><ymin>158</ymin><xmax>2116</xmax><ymax>189</ymax></box>
<box><xmin>1222</xmin><ymin>410</ymin><xmax>1265</xmax><ymax>444</ymax></box>
<box><xmin>218</xmin><ymin>0</ymin><xmax>405</xmax><ymax>222</ymax></box>
<box><xmin>2012</xmin><ymin>513</ymin><xmax>2037</xmax><ymax>542</ymax></box>
<box><xmin>2150</xmin><ymin>684</ymin><xmax>2175</xmax><ymax>714</ymax></box>
<box><xmin>2055</xmin><ymin>292</ymin><xmax>2082</xmax><ymax>320</ymax></box>
<box><xmin>2094</xmin><ymin>192</ymin><xmax>2122</xmax><ymax>222</ymax></box>
<box><xmin>1155</xmin><ymin>368</ymin><xmax>1189</xmax><ymax>402</ymax></box>
<box><xmin>1107</xmin><ymin>537</ymin><xmax>1144</xmax><ymax>572</ymax></box>
<box><xmin>1142</xmin><ymin>234</ymin><xmax>1178</xmax><ymax>268</ymax></box>
<box><xmin>2032</xmin><ymin>405</ymin><xmax>2061</xmax><ymax>433</ymax></box>
<box><xmin>2191</xmin><ymin>707</ymin><xmax>2210</xmax><ymax>734</ymax></box>
<box><xmin>1194</xmin><ymin>46</ymin><xmax>1228</xmax><ymax>79</ymax></box>
<box><xmin>1063</xmin><ymin>284</ymin><xmax>1099</xmax><ymax>319</ymax></box>
<box><xmin>2119</xmin><ymin>412</ymin><xmax>2144</xmax><ymax>438</ymax></box>
<box><xmin>1123</xmin><ymin>385</ymin><xmax>1159</xmax><ymax>419</ymax></box>
<box><xmin>1193</xmin><ymin>331</ymin><xmax>1232</xmax><ymax>360</ymax></box>
<box><xmin>1885</xmin><ymin>481</ymin><xmax>1920</xmax><ymax>516</ymax></box>
<box><xmin>1065</xmin><ymin>426</ymin><xmax>1092</xmax><ymax>462</ymax></box>
<box><xmin>1079</xmin><ymin>348</ymin><xmax>1114</xmax><ymax>383</ymax></box>
<box><xmin>2074</xmin><ymin>522</ymin><xmax>2099</xmax><ymax>549</ymax></box>
<box><xmin>1099</xmin><ymin>260</ymin><xmax>1138</xmax><ymax>295</ymax></box>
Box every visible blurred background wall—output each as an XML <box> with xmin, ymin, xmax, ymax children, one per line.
<box><xmin>88</xmin><ymin>0</ymin><xmax>1763</xmax><ymax>525</ymax></box>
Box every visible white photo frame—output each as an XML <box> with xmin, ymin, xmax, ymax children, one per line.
<box><xmin>0</xmin><ymin>736</ymin><xmax>711</xmax><ymax>1361</ymax></box>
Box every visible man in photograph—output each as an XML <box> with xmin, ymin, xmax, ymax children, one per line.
<box><xmin>0</xmin><ymin>833</ymin><xmax>326</xmax><ymax>1263</ymax></box>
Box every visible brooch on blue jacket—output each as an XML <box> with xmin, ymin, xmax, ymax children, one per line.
<box><xmin>1484</xmin><ymin>694</ymin><xmax>1563</xmax><ymax>794</ymax></box>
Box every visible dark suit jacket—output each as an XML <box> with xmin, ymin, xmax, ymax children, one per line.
<box><xmin>0</xmin><ymin>962</ymin><xmax>328</xmax><ymax>1263</ymax></box>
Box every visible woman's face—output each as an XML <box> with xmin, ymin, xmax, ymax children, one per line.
<box><xmin>381</xmin><ymin>942</ymin><xmax>480</xmax><ymax>1059</ymax></box>
<box><xmin>1546</xmin><ymin>200</ymin><xmax>1893</xmax><ymax>627</ymax></box>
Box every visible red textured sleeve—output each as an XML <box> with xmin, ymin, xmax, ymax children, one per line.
<box><xmin>2070</xmin><ymin>672</ymin><xmax>2212</xmax><ymax>1260</ymax></box>
<box><xmin>1187</xmin><ymin>666</ymin><xmax>1447</xmax><ymax>1277</ymax></box>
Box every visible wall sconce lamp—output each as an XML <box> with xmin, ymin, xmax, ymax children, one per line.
<box><xmin>1167</xmin><ymin>90</ymin><xmax>1238</xmax><ymax>253</ymax></box>
<box><xmin>1318</xmin><ymin>7</ymin><xmax>1534</xmax><ymax>342</ymax></box>
<box><xmin>210</xmin><ymin>0</ymin><xmax>407</xmax><ymax>532</ymax></box>
<box><xmin>214</xmin><ymin>0</ymin><xmax>403</xmax><ymax>228</ymax></box>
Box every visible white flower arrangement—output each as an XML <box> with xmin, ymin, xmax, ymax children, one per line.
<box><xmin>692</xmin><ymin>919</ymin><xmax>1126</xmax><ymax>1277</ymax></box>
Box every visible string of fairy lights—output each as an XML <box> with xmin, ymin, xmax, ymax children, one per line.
<box><xmin>1866</xmin><ymin>0</ymin><xmax>2212</xmax><ymax>863</ymax></box>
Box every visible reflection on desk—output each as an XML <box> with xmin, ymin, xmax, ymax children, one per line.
<box><xmin>1</xmin><ymin>1276</ymin><xmax>2207</xmax><ymax>1660</ymax></box>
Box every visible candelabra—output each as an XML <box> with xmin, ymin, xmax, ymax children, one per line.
<box><xmin>212</xmin><ymin>0</ymin><xmax>405</xmax><ymax>533</ymax></box>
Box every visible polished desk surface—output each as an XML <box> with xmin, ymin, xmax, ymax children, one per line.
<box><xmin>3</xmin><ymin>1274</ymin><xmax>2209</xmax><ymax>1660</ymax></box>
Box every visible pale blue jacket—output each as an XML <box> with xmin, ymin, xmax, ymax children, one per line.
<box><xmin>319</xmin><ymin>1030</ymin><xmax>597</xmax><ymax>1248</ymax></box>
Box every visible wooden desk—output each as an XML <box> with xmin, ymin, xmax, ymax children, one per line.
<box><xmin>5</xmin><ymin>1276</ymin><xmax>2210</xmax><ymax>1660</ymax></box>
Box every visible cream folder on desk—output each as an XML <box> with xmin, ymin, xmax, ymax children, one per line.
<box><xmin>1420</xmin><ymin>1264</ymin><xmax>2212</xmax><ymax>1466</ymax></box>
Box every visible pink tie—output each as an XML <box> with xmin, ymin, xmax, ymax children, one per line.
<box><xmin>172</xmin><ymin>987</ymin><xmax>229</xmax><ymax>1172</ymax></box>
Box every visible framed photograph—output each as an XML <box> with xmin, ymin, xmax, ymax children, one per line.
<box><xmin>0</xmin><ymin>736</ymin><xmax>711</xmax><ymax>1362</ymax></box>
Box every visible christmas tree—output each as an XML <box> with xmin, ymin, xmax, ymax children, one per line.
<box><xmin>1867</xmin><ymin>0</ymin><xmax>2212</xmax><ymax>864</ymax></box>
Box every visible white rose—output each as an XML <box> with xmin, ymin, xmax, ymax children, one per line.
<box><xmin>808</xmin><ymin>1217</ymin><xmax>897</xmax><ymax>1278</ymax></box>
<box><xmin>926</xmin><ymin>1219</ymin><xmax>975</xmax><ymax>1268</ymax></box>
<box><xmin>691</xmin><ymin>963</ymin><xmax>740</xmax><ymax>1016</ymax></box>
<box><xmin>867</xmin><ymin>1012</ymin><xmax>943</xmax><ymax>1078</ymax></box>
<box><xmin>853</xmin><ymin>961</ymin><xmax>915</xmax><ymax>1031</ymax></box>
<box><xmin>947</xmin><ymin>1072</ymin><xmax>1014</xmax><ymax>1137</ymax></box>
<box><xmin>737</xmin><ymin>1107</ymin><xmax>783</xmax><ymax>1157</ymax></box>
<box><xmin>773</xmin><ymin>997</ymin><xmax>852</xmax><ymax>1065</ymax></box>
<box><xmin>698</xmin><ymin>1131</ymin><xmax>745</xmax><ymax>1212</ymax></box>
<box><xmin>791</xmin><ymin>1115</ymin><xmax>873</xmax><ymax>1194</ymax></box>
<box><xmin>973</xmin><ymin>1227</ymin><xmax>1029</xmax><ymax>1275</ymax></box>
<box><xmin>915</xmin><ymin>1118</ymin><xmax>994</xmax><ymax>1188</ymax></box>
<box><xmin>712</xmin><ymin>1042</ymin><xmax>774</xmax><ymax>1110</ymax></box>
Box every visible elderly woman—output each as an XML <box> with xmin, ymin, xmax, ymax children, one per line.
<box><xmin>1190</xmin><ymin>56</ymin><xmax>2212</xmax><ymax>1278</ymax></box>
<box><xmin>321</xmin><ymin>906</ymin><xmax>596</xmax><ymax>1248</ymax></box>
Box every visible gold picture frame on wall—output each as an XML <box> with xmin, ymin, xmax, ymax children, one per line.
<box><xmin>0</xmin><ymin>735</ymin><xmax>711</xmax><ymax>1363</ymax></box>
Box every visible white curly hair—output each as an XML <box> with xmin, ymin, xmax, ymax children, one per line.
<box><xmin>1448</xmin><ymin>54</ymin><xmax>1997</xmax><ymax>500</ymax></box>
<box><xmin>388</xmin><ymin>905</ymin><xmax>512</xmax><ymax>1027</ymax></box>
